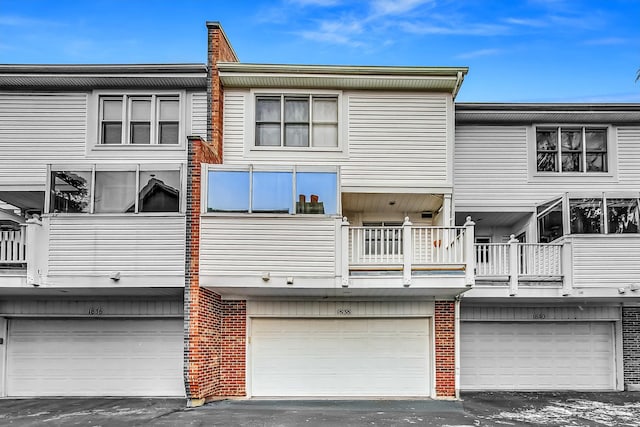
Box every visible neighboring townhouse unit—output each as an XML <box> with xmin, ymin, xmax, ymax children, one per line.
<box><xmin>0</xmin><ymin>64</ymin><xmax>208</xmax><ymax>397</ymax></box>
<box><xmin>182</xmin><ymin>23</ymin><xmax>473</xmax><ymax>402</ymax></box>
<box><xmin>454</xmin><ymin>103</ymin><xmax>640</xmax><ymax>392</ymax></box>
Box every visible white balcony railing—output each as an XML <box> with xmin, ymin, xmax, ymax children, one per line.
<box><xmin>346</xmin><ymin>217</ymin><xmax>475</xmax><ymax>287</ymax></box>
<box><xmin>474</xmin><ymin>235</ymin><xmax>567</xmax><ymax>296</ymax></box>
<box><xmin>0</xmin><ymin>229</ymin><xmax>26</xmax><ymax>264</ymax></box>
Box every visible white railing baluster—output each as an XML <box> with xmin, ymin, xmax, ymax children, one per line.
<box><xmin>0</xmin><ymin>229</ymin><xmax>27</xmax><ymax>264</ymax></box>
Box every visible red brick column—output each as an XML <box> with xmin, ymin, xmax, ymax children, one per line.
<box><xmin>220</xmin><ymin>301</ymin><xmax>247</xmax><ymax>396</ymax></box>
<box><xmin>435</xmin><ymin>300</ymin><xmax>456</xmax><ymax>398</ymax></box>
<box><xmin>184</xmin><ymin>22</ymin><xmax>243</xmax><ymax>404</ymax></box>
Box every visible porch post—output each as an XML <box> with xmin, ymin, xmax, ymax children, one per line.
<box><xmin>561</xmin><ymin>238</ymin><xmax>573</xmax><ymax>296</ymax></box>
<box><xmin>463</xmin><ymin>216</ymin><xmax>475</xmax><ymax>287</ymax></box>
<box><xmin>341</xmin><ymin>217</ymin><xmax>350</xmax><ymax>287</ymax></box>
<box><xmin>508</xmin><ymin>234</ymin><xmax>519</xmax><ymax>296</ymax></box>
<box><xmin>24</xmin><ymin>216</ymin><xmax>43</xmax><ymax>286</ymax></box>
<box><xmin>402</xmin><ymin>217</ymin><xmax>412</xmax><ymax>287</ymax></box>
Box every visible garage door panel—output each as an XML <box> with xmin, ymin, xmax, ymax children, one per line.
<box><xmin>7</xmin><ymin>319</ymin><xmax>184</xmax><ymax>397</ymax></box>
<box><xmin>251</xmin><ymin>318</ymin><xmax>429</xmax><ymax>397</ymax></box>
<box><xmin>461</xmin><ymin>321</ymin><xmax>614</xmax><ymax>391</ymax></box>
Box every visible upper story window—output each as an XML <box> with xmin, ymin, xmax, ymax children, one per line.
<box><xmin>49</xmin><ymin>166</ymin><xmax>181</xmax><ymax>214</ymax></box>
<box><xmin>536</xmin><ymin>126</ymin><xmax>608</xmax><ymax>173</ymax></box>
<box><xmin>206</xmin><ymin>166</ymin><xmax>338</xmax><ymax>215</ymax></box>
<box><xmin>99</xmin><ymin>95</ymin><xmax>180</xmax><ymax>145</ymax></box>
<box><xmin>255</xmin><ymin>94</ymin><xmax>338</xmax><ymax>148</ymax></box>
<box><xmin>536</xmin><ymin>194</ymin><xmax>639</xmax><ymax>241</ymax></box>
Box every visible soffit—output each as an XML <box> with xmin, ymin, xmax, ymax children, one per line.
<box><xmin>218</xmin><ymin>63</ymin><xmax>467</xmax><ymax>92</ymax></box>
<box><xmin>0</xmin><ymin>64</ymin><xmax>208</xmax><ymax>90</ymax></box>
<box><xmin>456</xmin><ymin>103</ymin><xmax>640</xmax><ymax>124</ymax></box>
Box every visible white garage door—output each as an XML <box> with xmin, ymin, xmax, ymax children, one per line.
<box><xmin>7</xmin><ymin>319</ymin><xmax>185</xmax><ymax>397</ymax></box>
<box><xmin>251</xmin><ymin>317</ymin><xmax>430</xmax><ymax>397</ymax></box>
<box><xmin>461</xmin><ymin>322</ymin><xmax>615</xmax><ymax>390</ymax></box>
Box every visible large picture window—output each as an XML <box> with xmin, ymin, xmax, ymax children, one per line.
<box><xmin>207</xmin><ymin>167</ymin><xmax>338</xmax><ymax>215</ymax></box>
<box><xmin>99</xmin><ymin>95</ymin><xmax>180</xmax><ymax>145</ymax></box>
<box><xmin>49</xmin><ymin>167</ymin><xmax>181</xmax><ymax>214</ymax></box>
<box><xmin>255</xmin><ymin>94</ymin><xmax>338</xmax><ymax>148</ymax></box>
<box><xmin>535</xmin><ymin>194</ymin><xmax>640</xmax><ymax>241</ymax></box>
<box><xmin>536</xmin><ymin>126</ymin><xmax>607</xmax><ymax>173</ymax></box>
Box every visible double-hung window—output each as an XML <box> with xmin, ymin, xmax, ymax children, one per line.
<box><xmin>255</xmin><ymin>94</ymin><xmax>338</xmax><ymax>148</ymax></box>
<box><xmin>99</xmin><ymin>95</ymin><xmax>180</xmax><ymax>145</ymax></box>
<box><xmin>536</xmin><ymin>126</ymin><xmax>608</xmax><ymax>173</ymax></box>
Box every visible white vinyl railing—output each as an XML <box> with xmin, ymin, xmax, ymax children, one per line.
<box><xmin>475</xmin><ymin>243</ymin><xmax>510</xmax><ymax>276</ymax></box>
<box><xmin>349</xmin><ymin>226</ymin><xmax>404</xmax><ymax>265</ymax></box>
<box><xmin>519</xmin><ymin>243</ymin><xmax>562</xmax><ymax>276</ymax></box>
<box><xmin>412</xmin><ymin>226</ymin><xmax>467</xmax><ymax>265</ymax></box>
<box><xmin>0</xmin><ymin>230</ymin><xmax>26</xmax><ymax>264</ymax></box>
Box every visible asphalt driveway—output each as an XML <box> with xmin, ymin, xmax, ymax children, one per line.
<box><xmin>0</xmin><ymin>392</ymin><xmax>638</xmax><ymax>426</ymax></box>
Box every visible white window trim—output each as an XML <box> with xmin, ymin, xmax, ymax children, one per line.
<box><xmin>202</xmin><ymin>163</ymin><xmax>341</xmax><ymax>216</ymax></box>
<box><xmin>527</xmin><ymin>124</ymin><xmax>618</xmax><ymax>181</ymax></box>
<box><xmin>534</xmin><ymin>191</ymin><xmax>640</xmax><ymax>241</ymax></box>
<box><xmin>87</xmin><ymin>90</ymin><xmax>187</xmax><ymax>154</ymax></box>
<box><xmin>243</xmin><ymin>89</ymin><xmax>347</xmax><ymax>158</ymax></box>
<box><xmin>45</xmin><ymin>163</ymin><xmax>185</xmax><ymax>215</ymax></box>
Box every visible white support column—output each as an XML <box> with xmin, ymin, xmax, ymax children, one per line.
<box><xmin>508</xmin><ymin>234</ymin><xmax>519</xmax><ymax>296</ymax></box>
<box><xmin>463</xmin><ymin>216</ymin><xmax>475</xmax><ymax>287</ymax></box>
<box><xmin>402</xmin><ymin>216</ymin><xmax>412</xmax><ymax>287</ymax></box>
<box><xmin>442</xmin><ymin>194</ymin><xmax>452</xmax><ymax>227</ymax></box>
<box><xmin>24</xmin><ymin>216</ymin><xmax>44</xmax><ymax>286</ymax></box>
<box><xmin>341</xmin><ymin>217</ymin><xmax>350</xmax><ymax>288</ymax></box>
<box><xmin>561</xmin><ymin>238</ymin><xmax>573</xmax><ymax>296</ymax></box>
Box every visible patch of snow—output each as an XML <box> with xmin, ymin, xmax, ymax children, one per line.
<box><xmin>42</xmin><ymin>407</ymin><xmax>152</xmax><ymax>423</ymax></box>
<box><xmin>485</xmin><ymin>398</ymin><xmax>640</xmax><ymax>427</ymax></box>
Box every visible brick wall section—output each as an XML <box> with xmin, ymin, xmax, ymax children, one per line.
<box><xmin>435</xmin><ymin>300</ymin><xmax>456</xmax><ymax>398</ymax></box>
<box><xmin>623</xmin><ymin>307</ymin><xmax>640</xmax><ymax>389</ymax></box>
<box><xmin>184</xmin><ymin>22</ymin><xmax>243</xmax><ymax>401</ymax></box>
<box><xmin>220</xmin><ymin>301</ymin><xmax>247</xmax><ymax>396</ymax></box>
<box><xmin>184</xmin><ymin>136</ymin><xmax>220</xmax><ymax>399</ymax></box>
<box><xmin>207</xmin><ymin>21</ymin><xmax>238</xmax><ymax>160</ymax></box>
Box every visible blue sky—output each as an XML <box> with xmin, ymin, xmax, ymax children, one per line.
<box><xmin>1</xmin><ymin>0</ymin><xmax>639</xmax><ymax>102</ymax></box>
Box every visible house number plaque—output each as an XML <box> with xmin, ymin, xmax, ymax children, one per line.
<box><xmin>337</xmin><ymin>308</ymin><xmax>352</xmax><ymax>316</ymax></box>
<box><xmin>532</xmin><ymin>313</ymin><xmax>546</xmax><ymax>319</ymax></box>
<box><xmin>88</xmin><ymin>306</ymin><xmax>104</xmax><ymax>316</ymax></box>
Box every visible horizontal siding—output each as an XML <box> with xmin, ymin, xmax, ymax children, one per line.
<box><xmin>617</xmin><ymin>127</ymin><xmax>640</xmax><ymax>183</ymax></box>
<box><xmin>222</xmin><ymin>90</ymin><xmax>451</xmax><ymax>190</ymax></box>
<box><xmin>190</xmin><ymin>91</ymin><xmax>208</xmax><ymax>138</ymax></box>
<box><xmin>455</xmin><ymin>125</ymin><xmax>640</xmax><ymax>208</ymax></box>
<box><xmin>48</xmin><ymin>215</ymin><xmax>185</xmax><ymax>276</ymax></box>
<box><xmin>461</xmin><ymin>305</ymin><xmax>619</xmax><ymax>321</ymax></box>
<box><xmin>247</xmin><ymin>300</ymin><xmax>434</xmax><ymax>317</ymax></box>
<box><xmin>571</xmin><ymin>236</ymin><xmax>640</xmax><ymax>288</ymax></box>
<box><xmin>0</xmin><ymin>93</ymin><xmax>87</xmax><ymax>187</ymax></box>
<box><xmin>200</xmin><ymin>216</ymin><xmax>337</xmax><ymax>276</ymax></box>
<box><xmin>343</xmin><ymin>94</ymin><xmax>449</xmax><ymax>188</ymax></box>
<box><xmin>0</xmin><ymin>298</ymin><xmax>183</xmax><ymax>316</ymax></box>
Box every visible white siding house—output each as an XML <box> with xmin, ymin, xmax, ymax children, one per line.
<box><xmin>454</xmin><ymin>103</ymin><xmax>640</xmax><ymax>391</ymax></box>
<box><xmin>0</xmin><ymin>64</ymin><xmax>207</xmax><ymax>397</ymax></box>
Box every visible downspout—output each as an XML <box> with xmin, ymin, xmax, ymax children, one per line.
<box><xmin>452</xmin><ymin>71</ymin><xmax>464</xmax><ymax>99</ymax></box>
<box><xmin>454</xmin><ymin>296</ymin><xmax>461</xmax><ymax>399</ymax></box>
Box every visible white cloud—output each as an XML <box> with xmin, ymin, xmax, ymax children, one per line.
<box><xmin>0</xmin><ymin>14</ymin><xmax>62</xmax><ymax>27</ymax></box>
<box><xmin>298</xmin><ymin>19</ymin><xmax>365</xmax><ymax>47</ymax></box>
<box><xmin>400</xmin><ymin>21</ymin><xmax>509</xmax><ymax>36</ymax></box>
<box><xmin>455</xmin><ymin>48</ymin><xmax>503</xmax><ymax>59</ymax></box>
<box><xmin>504</xmin><ymin>17</ymin><xmax>548</xmax><ymax>28</ymax></box>
<box><xmin>288</xmin><ymin>0</ymin><xmax>342</xmax><ymax>6</ymax></box>
<box><xmin>584</xmin><ymin>37</ymin><xmax>628</xmax><ymax>46</ymax></box>
<box><xmin>370</xmin><ymin>0</ymin><xmax>433</xmax><ymax>16</ymax></box>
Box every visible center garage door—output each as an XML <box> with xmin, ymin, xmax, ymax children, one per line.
<box><xmin>250</xmin><ymin>318</ymin><xmax>430</xmax><ymax>397</ymax></box>
<box><xmin>461</xmin><ymin>322</ymin><xmax>615</xmax><ymax>390</ymax></box>
<box><xmin>6</xmin><ymin>318</ymin><xmax>185</xmax><ymax>397</ymax></box>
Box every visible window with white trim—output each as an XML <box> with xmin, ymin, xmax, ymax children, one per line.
<box><xmin>536</xmin><ymin>126</ymin><xmax>608</xmax><ymax>173</ymax></box>
<box><xmin>49</xmin><ymin>167</ymin><xmax>181</xmax><ymax>213</ymax></box>
<box><xmin>536</xmin><ymin>194</ymin><xmax>639</xmax><ymax>241</ymax></box>
<box><xmin>255</xmin><ymin>94</ymin><xmax>338</xmax><ymax>148</ymax></box>
<box><xmin>207</xmin><ymin>167</ymin><xmax>338</xmax><ymax>215</ymax></box>
<box><xmin>99</xmin><ymin>95</ymin><xmax>180</xmax><ymax>145</ymax></box>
